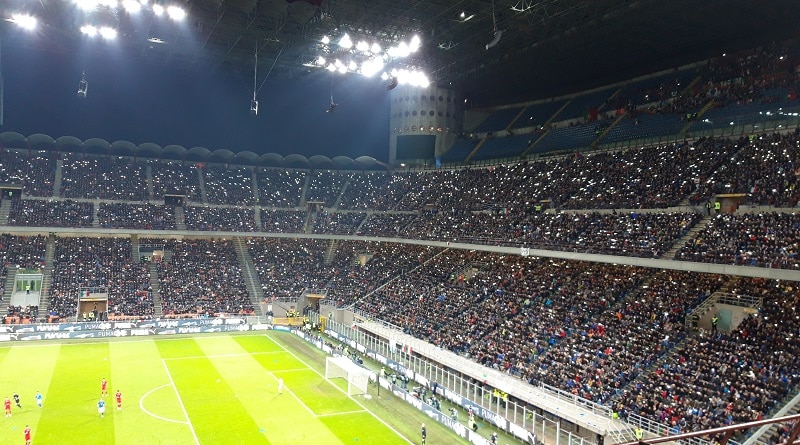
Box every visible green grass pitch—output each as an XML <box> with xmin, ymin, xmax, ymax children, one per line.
<box><xmin>0</xmin><ymin>332</ymin><xmax>470</xmax><ymax>445</ymax></box>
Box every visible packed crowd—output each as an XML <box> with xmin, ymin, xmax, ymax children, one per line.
<box><xmin>616</xmin><ymin>278</ymin><xmax>800</xmax><ymax>433</ymax></box>
<box><xmin>0</xmin><ymin>151</ymin><xmax>55</xmax><ymax>197</ymax></box>
<box><xmin>260</xmin><ymin>209</ymin><xmax>307</xmax><ymax>233</ymax></box>
<box><xmin>153</xmin><ymin>238</ymin><xmax>254</xmax><ymax>316</ymax></box>
<box><xmin>5</xmin><ymin>305</ymin><xmax>38</xmax><ymax>321</ymax></box>
<box><xmin>48</xmin><ymin>237</ymin><xmax>153</xmax><ymax>319</ymax></box>
<box><xmin>247</xmin><ymin>238</ymin><xmax>336</xmax><ymax>302</ymax></box>
<box><xmin>675</xmin><ymin>212</ymin><xmax>800</xmax><ymax>268</ymax></box>
<box><xmin>183</xmin><ymin>206</ymin><xmax>258</xmax><ymax>232</ymax></box>
<box><xmin>305</xmin><ymin>170</ymin><xmax>350</xmax><ymax>207</ymax></box>
<box><xmin>256</xmin><ymin>169</ymin><xmax>305</xmax><ymax>207</ymax></box>
<box><xmin>692</xmin><ymin>132</ymin><xmax>800</xmax><ymax>207</ymax></box>
<box><xmin>98</xmin><ymin>203</ymin><xmax>177</xmax><ymax>230</ymax></box>
<box><xmin>151</xmin><ymin>161</ymin><xmax>202</xmax><ymax>201</ymax></box>
<box><xmin>60</xmin><ymin>155</ymin><xmax>148</xmax><ymax>201</ymax></box>
<box><xmin>8</xmin><ymin>199</ymin><xmax>94</xmax><ymax>228</ymax></box>
<box><xmin>312</xmin><ymin>211</ymin><xmax>366</xmax><ymax>235</ymax></box>
<box><xmin>202</xmin><ymin>166</ymin><xmax>256</xmax><ymax>206</ymax></box>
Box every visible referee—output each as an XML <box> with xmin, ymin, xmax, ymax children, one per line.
<box><xmin>421</xmin><ymin>423</ymin><xmax>427</xmax><ymax>445</ymax></box>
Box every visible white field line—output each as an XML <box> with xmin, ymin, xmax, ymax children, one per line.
<box><xmin>164</xmin><ymin>351</ymin><xmax>282</xmax><ymax>361</ymax></box>
<box><xmin>268</xmin><ymin>332</ymin><xmax>415</xmax><ymax>444</ymax></box>
<box><xmin>138</xmin><ymin>384</ymin><xmax>189</xmax><ymax>425</ymax></box>
<box><xmin>162</xmin><ymin>359</ymin><xmax>201</xmax><ymax>445</ymax></box>
<box><xmin>317</xmin><ymin>409</ymin><xmax>368</xmax><ymax>417</ymax></box>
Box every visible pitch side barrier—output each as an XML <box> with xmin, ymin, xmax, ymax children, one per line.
<box><xmin>0</xmin><ymin>317</ymin><xmax>273</xmax><ymax>342</ymax></box>
<box><xmin>291</xmin><ymin>328</ymin><xmax>496</xmax><ymax>445</ymax></box>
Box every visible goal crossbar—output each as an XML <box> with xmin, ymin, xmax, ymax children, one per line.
<box><xmin>325</xmin><ymin>356</ymin><xmax>372</xmax><ymax>396</ymax></box>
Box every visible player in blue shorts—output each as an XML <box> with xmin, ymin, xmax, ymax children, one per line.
<box><xmin>35</xmin><ymin>391</ymin><xmax>43</xmax><ymax>409</ymax></box>
<box><xmin>97</xmin><ymin>399</ymin><xmax>106</xmax><ymax>418</ymax></box>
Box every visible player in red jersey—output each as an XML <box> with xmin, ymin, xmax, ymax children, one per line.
<box><xmin>4</xmin><ymin>397</ymin><xmax>11</xmax><ymax>417</ymax></box>
<box><xmin>115</xmin><ymin>390</ymin><xmax>122</xmax><ymax>410</ymax></box>
<box><xmin>24</xmin><ymin>424</ymin><xmax>32</xmax><ymax>445</ymax></box>
<box><xmin>101</xmin><ymin>378</ymin><xmax>108</xmax><ymax>398</ymax></box>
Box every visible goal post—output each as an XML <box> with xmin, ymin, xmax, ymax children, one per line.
<box><xmin>325</xmin><ymin>356</ymin><xmax>372</xmax><ymax>397</ymax></box>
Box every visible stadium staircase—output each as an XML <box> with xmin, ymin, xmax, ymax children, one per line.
<box><xmin>303</xmin><ymin>211</ymin><xmax>317</xmax><ymax>233</ymax></box>
<box><xmin>145</xmin><ymin>165</ymin><xmax>154</xmax><ymax>199</ymax></box>
<box><xmin>174</xmin><ymin>206</ymin><xmax>186</xmax><ymax>230</ymax></box>
<box><xmin>233</xmin><ymin>237</ymin><xmax>266</xmax><ymax>316</ymax></box>
<box><xmin>748</xmin><ymin>390</ymin><xmax>800</xmax><ymax>445</ymax></box>
<box><xmin>324</xmin><ymin>240</ymin><xmax>340</xmax><ymax>265</ymax></box>
<box><xmin>591</xmin><ymin>112</ymin><xmax>627</xmax><ymax>148</ymax></box>
<box><xmin>39</xmin><ymin>234</ymin><xmax>56</xmax><ymax>315</ymax></box>
<box><xmin>680</xmin><ymin>99</ymin><xmax>716</xmax><ymax>137</ymax></box>
<box><xmin>197</xmin><ymin>169</ymin><xmax>209</xmax><ymax>203</ymax></box>
<box><xmin>92</xmin><ymin>201</ymin><xmax>100</xmax><ymax>227</ymax></box>
<box><xmin>684</xmin><ymin>290</ymin><xmax>761</xmax><ymax>331</ymax></box>
<box><xmin>661</xmin><ymin>214</ymin><xmax>715</xmax><ymax>259</ymax></box>
<box><xmin>0</xmin><ymin>199</ymin><xmax>11</xmax><ymax>225</ymax></box>
<box><xmin>333</xmin><ymin>179</ymin><xmax>350</xmax><ymax>208</ymax></box>
<box><xmin>148</xmin><ymin>263</ymin><xmax>162</xmax><ymax>318</ymax></box>
<box><xmin>299</xmin><ymin>172</ymin><xmax>310</xmax><ymax>207</ymax></box>
<box><xmin>0</xmin><ymin>268</ymin><xmax>18</xmax><ymax>315</ymax></box>
<box><xmin>53</xmin><ymin>159</ymin><xmax>63</xmax><ymax>197</ymax></box>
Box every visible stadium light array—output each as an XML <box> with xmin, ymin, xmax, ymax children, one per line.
<box><xmin>152</xmin><ymin>3</ymin><xmax>164</xmax><ymax>16</ymax></box>
<box><xmin>309</xmin><ymin>33</ymin><xmax>429</xmax><ymax>87</ymax></box>
<box><xmin>121</xmin><ymin>0</ymin><xmax>142</xmax><ymax>13</ymax></box>
<box><xmin>9</xmin><ymin>13</ymin><xmax>38</xmax><ymax>31</ymax></box>
<box><xmin>166</xmin><ymin>5</ymin><xmax>186</xmax><ymax>21</ymax></box>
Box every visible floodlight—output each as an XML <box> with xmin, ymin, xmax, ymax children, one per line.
<box><xmin>152</xmin><ymin>3</ymin><xmax>164</xmax><ymax>16</ymax></box>
<box><xmin>10</xmin><ymin>13</ymin><xmax>38</xmax><ymax>31</ymax></box>
<box><xmin>122</xmin><ymin>0</ymin><xmax>142</xmax><ymax>13</ymax></box>
<box><xmin>334</xmin><ymin>59</ymin><xmax>344</xmax><ymax>68</ymax></box>
<box><xmin>337</xmin><ymin>64</ymin><xmax>347</xmax><ymax>74</ymax></box>
<box><xmin>360</xmin><ymin>59</ymin><xmax>384</xmax><ymax>77</ymax></box>
<box><xmin>80</xmin><ymin>25</ymin><xmax>98</xmax><ymax>37</ymax></box>
<box><xmin>139</xmin><ymin>0</ymin><xmax>149</xmax><ymax>4</ymax></box>
<box><xmin>98</xmin><ymin>0</ymin><xmax>118</xmax><ymax>7</ymax></box>
<box><xmin>338</xmin><ymin>34</ymin><xmax>353</xmax><ymax>49</ymax></box>
<box><xmin>250</xmin><ymin>99</ymin><xmax>258</xmax><ymax>116</ymax></box>
<box><xmin>380</xmin><ymin>72</ymin><xmax>390</xmax><ymax>81</ymax></box>
<box><xmin>321</xmin><ymin>35</ymin><xmax>330</xmax><ymax>44</ymax></box>
<box><xmin>99</xmin><ymin>26</ymin><xmax>117</xmax><ymax>39</ymax></box>
<box><xmin>347</xmin><ymin>60</ymin><xmax>357</xmax><ymax>71</ymax></box>
<box><xmin>409</xmin><ymin>35</ymin><xmax>421</xmax><ymax>52</ymax></box>
<box><xmin>325</xmin><ymin>63</ymin><xmax>336</xmax><ymax>72</ymax></box>
<box><xmin>316</xmin><ymin>56</ymin><xmax>326</xmax><ymax>66</ymax></box>
<box><xmin>166</xmin><ymin>5</ymin><xmax>186</xmax><ymax>21</ymax></box>
<box><xmin>356</xmin><ymin>41</ymin><xmax>369</xmax><ymax>52</ymax></box>
<box><xmin>74</xmin><ymin>0</ymin><xmax>100</xmax><ymax>11</ymax></box>
<box><xmin>370</xmin><ymin>43</ymin><xmax>382</xmax><ymax>54</ymax></box>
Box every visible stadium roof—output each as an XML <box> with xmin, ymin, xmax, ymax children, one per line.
<box><xmin>3</xmin><ymin>0</ymin><xmax>799</xmax><ymax>107</ymax></box>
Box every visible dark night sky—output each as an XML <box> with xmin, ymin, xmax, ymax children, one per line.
<box><xmin>1</xmin><ymin>40</ymin><xmax>392</xmax><ymax>161</ymax></box>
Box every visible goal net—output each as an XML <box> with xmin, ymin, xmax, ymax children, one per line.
<box><xmin>325</xmin><ymin>356</ymin><xmax>372</xmax><ymax>396</ymax></box>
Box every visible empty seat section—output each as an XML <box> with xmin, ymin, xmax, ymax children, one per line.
<box><xmin>529</xmin><ymin>123</ymin><xmax>599</xmax><ymax>154</ymax></box>
<box><xmin>556</xmin><ymin>89</ymin><xmax>615</xmax><ymax>120</ymax></box>
<box><xmin>511</xmin><ymin>99</ymin><xmax>569</xmax><ymax>129</ymax></box>
<box><xmin>600</xmin><ymin>114</ymin><xmax>685</xmax><ymax>144</ymax></box>
<box><xmin>441</xmin><ymin>138</ymin><xmax>478</xmax><ymax>163</ymax></box>
<box><xmin>472</xmin><ymin>134</ymin><xmax>532</xmax><ymax>161</ymax></box>
<box><xmin>472</xmin><ymin>106</ymin><xmax>525</xmax><ymax>133</ymax></box>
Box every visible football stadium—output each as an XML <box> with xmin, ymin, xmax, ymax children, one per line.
<box><xmin>1</xmin><ymin>0</ymin><xmax>800</xmax><ymax>444</ymax></box>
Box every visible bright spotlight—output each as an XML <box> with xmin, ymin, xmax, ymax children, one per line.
<box><xmin>74</xmin><ymin>0</ymin><xmax>99</xmax><ymax>11</ymax></box>
<box><xmin>139</xmin><ymin>0</ymin><xmax>149</xmax><ymax>4</ymax></box>
<box><xmin>325</xmin><ymin>63</ymin><xmax>337</xmax><ymax>72</ymax></box>
<box><xmin>356</xmin><ymin>41</ymin><xmax>369</xmax><ymax>52</ymax></box>
<box><xmin>98</xmin><ymin>0</ymin><xmax>118</xmax><ymax>7</ymax></box>
<box><xmin>380</xmin><ymin>72</ymin><xmax>390</xmax><ymax>81</ymax></box>
<box><xmin>99</xmin><ymin>26</ymin><xmax>117</xmax><ymax>39</ymax></box>
<box><xmin>347</xmin><ymin>60</ymin><xmax>357</xmax><ymax>71</ymax></box>
<box><xmin>80</xmin><ymin>24</ymin><xmax>98</xmax><ymax>37</ymax></box>
<box><xmin>122</xmin><ymin>0</ymin><xmax>142</xmax><ymax>13</ymax></box>
<box><xmin>338</xmin><ymin>34</ymin><xmax>353</xmax><ymax>49</ymax></box>
<box><xmin>360</xmin><ymin>59</ymin><xmax>384</xmax><ymax>77</ymax></box>
<box><xmin>410</xmin><ymin>35</ymin><xmax>421</xmax><ymax>52</ymax></box>
<box><xmin>152</xmin><ymin>3</ymin><xmax>164</xmax><ymax>16</ymax></box>
<box><xmin>166</xmin><ymin>5</ymin><xmax>186</xmax><ymax>21</ymax></box>
<box><xmin>316</xmin><ymin>56</ymin><xmax>326</xmax><ymax>66</ymax></box>
<box><xmin>10</xmin><ymin>13</ymin><xmax>38</xmax><ymax>31</ymax></box>
<box><xmin>337</xmin><ymin>64</ymin><xmax>347</xmax><ymax>74</ymax></box>
<box><xmin>320</xmin><ymin>35</ymin><xmax>330</xmax><ymax>44</ymax></box>
<box><xmin>370</xmin><ymin>43</ymin><xmax>382</xmax><ymax>54</ymax></box>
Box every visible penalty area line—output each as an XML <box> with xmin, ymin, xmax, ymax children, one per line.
<box><xmin>139</xmin><ymin>384</ymin><xmax>189</xmax><ymax>425</ymax></box>
<box><xmin>162</xmin><ymin>359</ymin><xmax>201</xmax><ymax>445</ymax></box>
